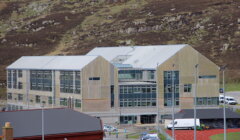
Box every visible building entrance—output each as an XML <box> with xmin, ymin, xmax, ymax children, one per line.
<box><xmin>140</xmin><ymin>115</ymin><xmax>156</xmax><ymax>124</ymax></box>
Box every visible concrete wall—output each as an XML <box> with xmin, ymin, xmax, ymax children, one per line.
<box><xmin>81</xmin><ymin>56</ymin><xmax>115</xmax><ymax>112</ymax></box>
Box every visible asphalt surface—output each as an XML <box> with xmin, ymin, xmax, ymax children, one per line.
<box><xmin>225</xmin><ymin>91</ymin><xmax>240</xmax><ymax>103</ymax></box>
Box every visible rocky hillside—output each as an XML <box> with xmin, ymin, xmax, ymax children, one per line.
<box><xmin>0</xmin><ymin>0</ymin><xmax>240</xmax><ymax>82</ymax></box>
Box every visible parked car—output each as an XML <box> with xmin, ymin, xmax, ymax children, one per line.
<box><xmin>225</xmin><ymin>96</ymin><xmax>237</xmax><ymax>105</ymax></box>
<box><xmin>103</xmin><ymin>124</ymin><xmax>117</xmax><ymax>132</ymax></box>
<box><xmin>167</xmin><ymin>119</ymin><xmax>200</xmax><ymax>130</ymax></box>
<box><xmin>141</xmin><ymin>133</ymin><xmax>160</xmax><ymax>140</ymax></box>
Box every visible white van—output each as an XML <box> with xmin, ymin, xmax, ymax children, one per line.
<box><xmin>219</xmin><ymin>95</ymin><xmax>224</xmax><ymax>103</ymax></box>
<box><xmin>167</xmin><ymin>119</ymin><xmax>200</xmax><ymax>130</ymax></box>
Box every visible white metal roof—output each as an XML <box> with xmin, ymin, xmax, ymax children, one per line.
<box><xmin>87</xmin><ymin>44</ymin><xmax>188</xmax><ymax>69</ymax></box>
<box><xmin>7</xmin><ymin>56</ymin><xmax>98</xmax><ymax>70</ymax></box>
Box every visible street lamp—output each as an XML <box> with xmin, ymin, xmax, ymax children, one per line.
<box><xmin>156</xmin><ymin>63</ymin><xmax>160</xmax><ymax>134</ymax></box>
<box><xmin>172</xmin><ymin>64</ymin><xmax>175</xmax><ymax>140</ymax></box>
<box><xmin>220</xmin><ymin>65</ymin><xmax>227</xmax><ymax>140</ymax></box>
<box><xmin>194</xmin><ymin>64</ymin><xmax>199</xmax><ymax>140</ymax></box>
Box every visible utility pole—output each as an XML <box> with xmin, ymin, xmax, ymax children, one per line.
<box><xmin>171</xmin><ymin>64</ymin><xmax>175</xmax><ymax>140</ymax></box>
<box><xmin>156</xmin><ymin>63</ymin><xmax>160</xmax><ymax>134</ymax></box>
<box><xmin>41</xmin><ymin>103</ymin><xmax>45</xmax><ymax>140</ymax></box>
<box><xmin>194</xmin><ymin>64</ymin><xmax>199</xmax><ymax>140</ymax></box>
<box><xmin>220</xmin><ymin>65</ymin><xmax>227</xmax><ymax>140</ymax></box>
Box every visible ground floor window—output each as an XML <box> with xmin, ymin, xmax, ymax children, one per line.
<box><xmin>48</xmin><ymin>96</ymin><xmax>53</xmax><ymax>104</ymax></box>
<box><xmin>35</xmin><ymin>95</ymin><xmax>41</xmax><ymax>103</ymax></box>
<box><xmin>7</xmin><ymin>105</ymin><xmax>23</xmax><ymax>111</ymax></box>
<box><xmin>60</xmin><ymin>98</ymin><xmax>68</xmax><ymax>106</ymax></box>
<box><xmin>75</xmin><ymin>99</ymin><xmax>81</xmax><ymax>108</ymax></box>
<box><xmin>196</xmin><ymin>97</ymin><xmax>219</xmax><ymax>106</ymax></box>
<box><xmin>120</xmin><ymin>116</ymin><xmax>137</xmax><ymax>124</ymax></box>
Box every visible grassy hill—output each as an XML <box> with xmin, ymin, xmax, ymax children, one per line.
<box><xmin>0</xmin><ymin>0</ymin><xmax>240</xmax><ymax>83</ymax></box>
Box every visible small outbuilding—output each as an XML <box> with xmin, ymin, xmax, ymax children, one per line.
<box><xmin>0</xmin><ymin>108</ymin><xmax>104</xmax><ymax>140</ymax></box>
<box><xmin>164</xmin><ymin>108</ymin><xmax>240</xmax><ymax>129</ymax></box>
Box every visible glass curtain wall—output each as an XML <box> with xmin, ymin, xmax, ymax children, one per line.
<box><xmin>30</xmin><ymin>70</ymin><xmax>52</xmax><ymax>91</ymax></box>
<box><xmin>164</xmin><ymin>71</ymin><xmax>179</xmax><ymax>106</ymax></box>
<box><xmin>119</xmin><ymin>85</ymin><xmax>156</xmax><ymax>107</ymax></box>
<box><xmin>60</xmin><ymin>71</ymin><xmax>80</xmax><ymax>94</ymax></box>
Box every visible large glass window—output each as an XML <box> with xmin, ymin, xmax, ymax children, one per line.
<box><xmin>60</xmin><ymin>71</ymin><xmax>81</xmax><ymax>94</ymax></box>
<box><xmin>118</xmin><ymin>70</ymin><xmax>143</xmax><ymax>80</ymax></box>
<box><xmin>119</xmin><ymin>85</ymin><xmax>156</xmax><ymax>107</ymax></box>
<box><xmin>12</xmin><ymin>70</ymin><xmax>17</xmax><ymax>89</ymax></box>
<box><xmin>7</xmin><ymin>70</ymin><xmax>12</xmax><ymax>88</ymax></box>
<box><xmin>197</xmin><ymin>97</ymin><xmax>219</xmax><ymax>106</ymax></box>
<box><xmin>30</xmin><ymin>70</ymin><xmax>52</xmax><ymax>91</ymax></box>
<box><xmin>164</xmin><ymin>71</ymin><xmax>179</xmax><ymax>106</ymax></box>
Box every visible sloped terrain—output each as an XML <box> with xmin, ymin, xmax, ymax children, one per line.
<box><xmin>0</xmin><ymin>0</ymin><xmax>240</xmax><ymax>82</ymax></box>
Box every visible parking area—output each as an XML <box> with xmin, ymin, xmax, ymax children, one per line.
<box><xmin>166</xmin><ymin>129</ymin><xmax>240</xmax><ymax>140</ymax></box>
<box><xmin>225</xmin><ymin>92</ymin><xmax>240</xmax><ymax>103</ymax></box>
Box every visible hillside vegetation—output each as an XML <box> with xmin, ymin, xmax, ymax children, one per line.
<box><xmin>0</xmin><ymin>0</ymin><xmax>240</xmax><ymax>82</ymax></box>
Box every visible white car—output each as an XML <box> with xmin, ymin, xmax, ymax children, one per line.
<box><xmin>103</xmin><ymin>124</ymin><xmax>117</xmax><ymax>132</ymax></box>
<box><xmin>225</xmin><ymin>96</ymin><xmax>237</xmax><ymax>105</ymax></box>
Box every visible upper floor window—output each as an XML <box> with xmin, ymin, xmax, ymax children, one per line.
<box><xmin>199</xmin><ymin>75</ymin><xmax>216</xmax><ymax>79</ymax></box>
<box><xmin>7</xmin><ymin>93</ymin><xmax>12</xmax><ymax>100</ymax></box>
<box><xmin>18</xmin><ymin>70</ymin><xmax>22</xmax><ymax>78</ymax></box>
<box><xmin>18</xmin><ymin>94</ymin><xmax>23</xmax><ymax>101</ymax></box>
<box><xmin>184</xmin><ymin>84</ymin><xmax>192</xmax><ymax>92</ymax></box>
<box><xmin>7</xmin><ymin>70</ymin><xmax>12</xmax><ymax>88</ymax></box>
<box><xmin>147</xmin><ymin>70</ymin><xmax>155</xmax><ymax>80</ymax></box>
<box><xmin>118</xmin><ymin>70</ymin><xmax>143</xmax><ymax>80</ymax></box>
<box><xmin>30</xmin><ymin>70</ymin><xmax>52</xmax><ymax>92</ymax></box>
<box><xmin>89</xmin><ymin>77</ymin><xmax>100</xmax><ymax>80</ymax></box>
<box><xmin>60</xmin><ymin>71</ymin><xmax>81</xmax><ymax>94</ymax></box>
<box><xmin>12</xmin><ymin>70</ymin><xmax>17</xmax><ymax>89</ymax></box>
<box><xmin>18</xmin><ymin>82</ymin><xmax>23</xmax><ymax>89</ymax></box>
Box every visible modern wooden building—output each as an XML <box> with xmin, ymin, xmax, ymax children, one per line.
<box><xmin>6</xmin><ymin>45</ymin><xmax>219</xmax><ymax>124</ymax></box>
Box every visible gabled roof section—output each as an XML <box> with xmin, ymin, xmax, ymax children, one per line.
<box><xmin>0</xmin><ymin>108</ymin><xmax>102</xmax><ymax>138</ymax></box>
<box><xmin>87</xmin><ymin>44</ymin><xmax>188</xmax><ymax>69</ymax></box>
<box><xmin>174</xmin><ymin>108</ymin><xmax>240</xmax><ymax>119</ymax></box>
<box><xmin>7</xmin><ymin>56</ymin><xmax>99</xmax><ymax>70</ymax></box>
